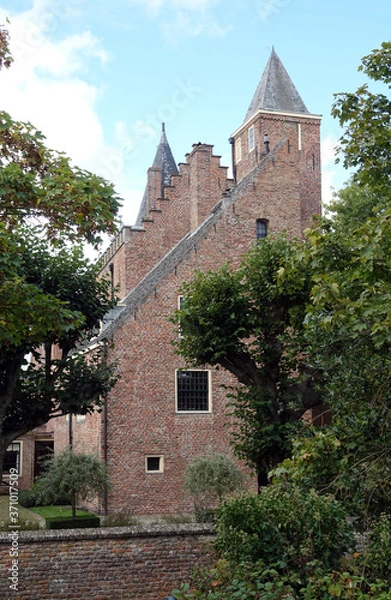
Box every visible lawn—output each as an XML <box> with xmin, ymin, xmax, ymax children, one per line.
<box><xmin>30</xmin><ymin>505</ymin><xmax>95</xmax><ymax>519</ymax></box>
<box><xmin>0</xmin><ymin>494</ymin><xmax>43</xmax><ymax>527</ymax></box>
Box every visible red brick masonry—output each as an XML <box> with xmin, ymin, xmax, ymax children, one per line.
<box><xmin>0</xmin><ymin>523</ymin><xmax>214</xmax><ymax>600</ymax></box>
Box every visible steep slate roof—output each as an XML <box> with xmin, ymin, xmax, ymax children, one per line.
<box><xmin>135</xmin><ymin>123</ymin><xmax>179</xmax><ymax>227</ymax></box>
<box><xmin>244</xmin><ymin>47</ymin><xmax>309</xmax><ymax>122</ymax></box>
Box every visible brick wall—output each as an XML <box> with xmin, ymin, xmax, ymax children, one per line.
<box><xmin>53</xmin><ymin>129</ymin><xmax>318</xmax><ymax>516</ymax></box>
<box><xmin>99</xmin><ymin>143</ymin><xmax>232</xmax><ymax>300</ymax></box>
<box><xmin>0</xmin><ymin>524</ymin><xmax>214</xmax><ymax>600</ymax></box>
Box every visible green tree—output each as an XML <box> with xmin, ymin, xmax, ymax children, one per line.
<box><xmin>0</xmin><ymin>228</ymin><xmax>118</xmax><ymax>477</ymax></box>
<box><xmin>0</xmin><ymin>111</ymin><xmax>120</xmax><ymax>245</ymax></box>
<box><xmin>0</xmin><ymin>52</ymin><xmax>120</xmax><ymax>475</ymax></box>
<box><xmin>36</xmin><ymin>448</ymin><xmax>110</xmax><ymax>517</ymax></box>
<box><xmin>0</xmin><ymin>22</ymin><xmax>12</xmax><ymax>70</ymax></box>
<box><xmin>332</xmin><ymin>41</ymin><xmax>391</xmax><ymax>195</ymax></box>
<box><xmin>172</xmin><ymin>235</ymin><xmax>323</xmax><ymax>477</ymax></box>
<box><xmin>282</xmin><ymin>207</ymin><xmax>391</xmax><ymax>521</ymax></box>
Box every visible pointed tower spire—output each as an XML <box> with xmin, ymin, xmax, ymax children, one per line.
<box><xmin>244</xmin><ymin>47</ymin><xmax>309</xmax><ymax>122</ymax></box>
<box><xmin>135</xmin><ymin>123</ymin><xmax>179</xmax><ymax>226</ymax></box>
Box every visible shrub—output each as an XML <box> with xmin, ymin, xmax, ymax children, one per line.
<box><xmin>45</xmin><ymin>515</ymin><xmax>100</xmax><ymax>529</ymax></box>
<box><xmin>183</xmin><ymin>453</ymin><xmax>245</xmax><ymax>521</ymax></box>
<box><xmin>214</xmin><ymin>485</ymin><xmax>354</xmax><ymax>578</ymax></box>
<box><xmin>304</xmin><ymin>571</ymin><xmax>391</xmax><ymax>599</ymax></box>
<box><xmin>18</xmin><ymin>488</ymin><xmax>38</xmax><ymax>508</ymax></box>
<box><xmin>353</xmin><ymin>513</ymin><xmax>391</xmax><ymax>585</ymax></box>
<box><xmin>172</xmin><ymin>560</ymin><xmax>297</xmax><ymax>599</ymax></box>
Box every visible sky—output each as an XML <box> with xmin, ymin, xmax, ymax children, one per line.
<box><xmin>0</xmin><ymin>0</ymin><xmax>390</xmax><ymax>232</ymax></box>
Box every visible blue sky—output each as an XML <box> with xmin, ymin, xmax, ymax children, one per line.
<box><xmin>0</xmin><ymin>0</ymin><xmax>390</xmax><ymax>229</ymax></box>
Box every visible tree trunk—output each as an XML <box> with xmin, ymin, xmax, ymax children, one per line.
<box><xmin>71</xmin><ymin>492</ymin><xmax>76</xmax><ymax>518</ymax></box>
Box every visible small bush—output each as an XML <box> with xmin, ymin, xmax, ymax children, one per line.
<box><xmin>46</xmin><ymin>515</ymin><xmax>100</xmax><ymax>529</ymax></box>
<box><xmin>353</xmin><ymin>513</ymin><xmax>391</xmax><ymax>584</ymax></box>
<box><xmin>215</xmin><ymin>485</ymin><xmax>354</xmax><ymax>578</ymax></box>
<box><xmin>183</xmin><ymin>453</ymin><xmax>245</xmax><ymax>520</ymax></box>
<box><xmin>18</xmin><ymin>488</ymin><xmax>38</xmax><ymax>508</ymax></box>
<box><xmin>172</xmin><ymin>561</ymin><xmax>391</xmax><ymax>599</ymax></box>
<box><xmin>172</xmin><ymin>560</ymin><xmax>297</xmax><ymax>599</ymax></box>
<box><xmin>304</xmin><ymin>571</ymin><xmax>391</xmax><ymax>599</ymax></box>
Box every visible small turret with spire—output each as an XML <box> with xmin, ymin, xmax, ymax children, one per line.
<box><xmin>135</xmin><ymin>123</ymin><xmax>179</xmax><ymax>226</ymax></box>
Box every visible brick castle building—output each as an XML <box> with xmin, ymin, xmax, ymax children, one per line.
<box><xmin>5</xmin><ymin>49</ymin><xmax>322</xmax><ymax>515</ymax></box>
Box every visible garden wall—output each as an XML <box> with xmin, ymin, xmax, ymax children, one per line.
<box><xmin>0</xmin><ymin>523</ymin><xmax>215</xmax><ymax>600</ymax></box>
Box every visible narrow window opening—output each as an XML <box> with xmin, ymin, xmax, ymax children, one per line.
<box><xmin>256</xmin><ymin>219</ymin><xmax>268</xmax><ymax>240</ymax></box>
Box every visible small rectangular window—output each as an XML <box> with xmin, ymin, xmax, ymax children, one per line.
<box><xmin>146</xmin><ymin>456</ymin><xmax>164</xmax><ymax>473</ymax></box>
<box><xmin>248</xmin><ymin>126</ymin><xmax>255</xmax><ymax>152</ymax></box>
<box><xmin>256</xmin><ymin>219</ymin><xmax>268</xmax><ymax>239</ymax></box>
<box><xmin>176</xmin><ymin>370</ymin><xmax>211</xmax><ymax>412</ymax></box>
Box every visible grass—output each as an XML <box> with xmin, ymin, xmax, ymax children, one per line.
<box><xmin>30</xmin><ymin>505</ymin><xmax>96</xmax><ymax>519</ymax></box>
<box><xmin>0</xmin><ymin>493</ymin><xmax>43</xmax><ymax>529</ymax></box>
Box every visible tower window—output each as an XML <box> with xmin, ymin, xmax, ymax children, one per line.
<box><xmin>248</xmin><ymin>126</ymin><xmax>255</xmax><ymax>152</ymax></box>
<box><xmin>256</xmin><ymin>219</ymin><xmax>268</xmax><ymax>240</ymax></box>
<box><xmin>176</xmin><ymin>370</ymin><xmax>211</xmax><ymax>412</ymax></box>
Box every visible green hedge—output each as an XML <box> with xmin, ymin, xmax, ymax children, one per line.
<box><xmin>45</xmin><ymin>515</ymin><xmax>100</xmax><ymax>529</ymax></box>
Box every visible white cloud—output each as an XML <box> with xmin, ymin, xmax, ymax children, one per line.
<box><xmin>161</xmin><ymin>10</ymin><xmax>232</xmax><ymax>43</ymax></box>
<box><xmin>0</xmin><ymin>0</ymin><xmax>141</xmax><ymax>227</ymax></box>
<box><xmin>127</xmin><ymin>0</ymin><xmax>230</xmax><ymax>40</ymax></box>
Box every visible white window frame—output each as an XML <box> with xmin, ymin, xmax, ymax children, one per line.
<box><xmin>145</xmin><ymin>455</ymin><xmax>164</xmax><ymax>473</ymax></box>
<box><xmin>175</xmin><ymin>369</ymin><xmax>212</xmax><ymax>414</ymax></box>
<box><xmin>2</xmin><ymin>441</ymin><xmax>22</xmax><ymax>476</ymax></box>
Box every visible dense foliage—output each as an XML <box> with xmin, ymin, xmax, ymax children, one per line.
<box><xmin>0</xmin><ymin>44</ymin><xmax>121</xmax><ymax>473</ymax></box>
<box><xmin>0</xmin><ymin>228</ymin><xmax>119</xmax><ymax>473</ymax></box>
<box><xmin>172</xmin><ymin>235</ymin><xmax>323</xmax><ymax>476</ymax></box>
<box><xmin>171</xmin><ymin>42</ymin><xmax>391</xmax><ymax>598</ymax></box>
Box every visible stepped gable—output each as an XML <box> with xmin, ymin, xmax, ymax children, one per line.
<box><xmin>135</xmin><ymin>123</ymin><xmax>179</xmax><ymax>226</ymax></box>
<box><xmin>244</xmin><ymin>47</ymin><xmax>309</xmax><ymax>121</ymax></box>
<box><xmin>99</xmin><ymin>138</ymin><xmax>287</xmax><ymax>339</ymax></box>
